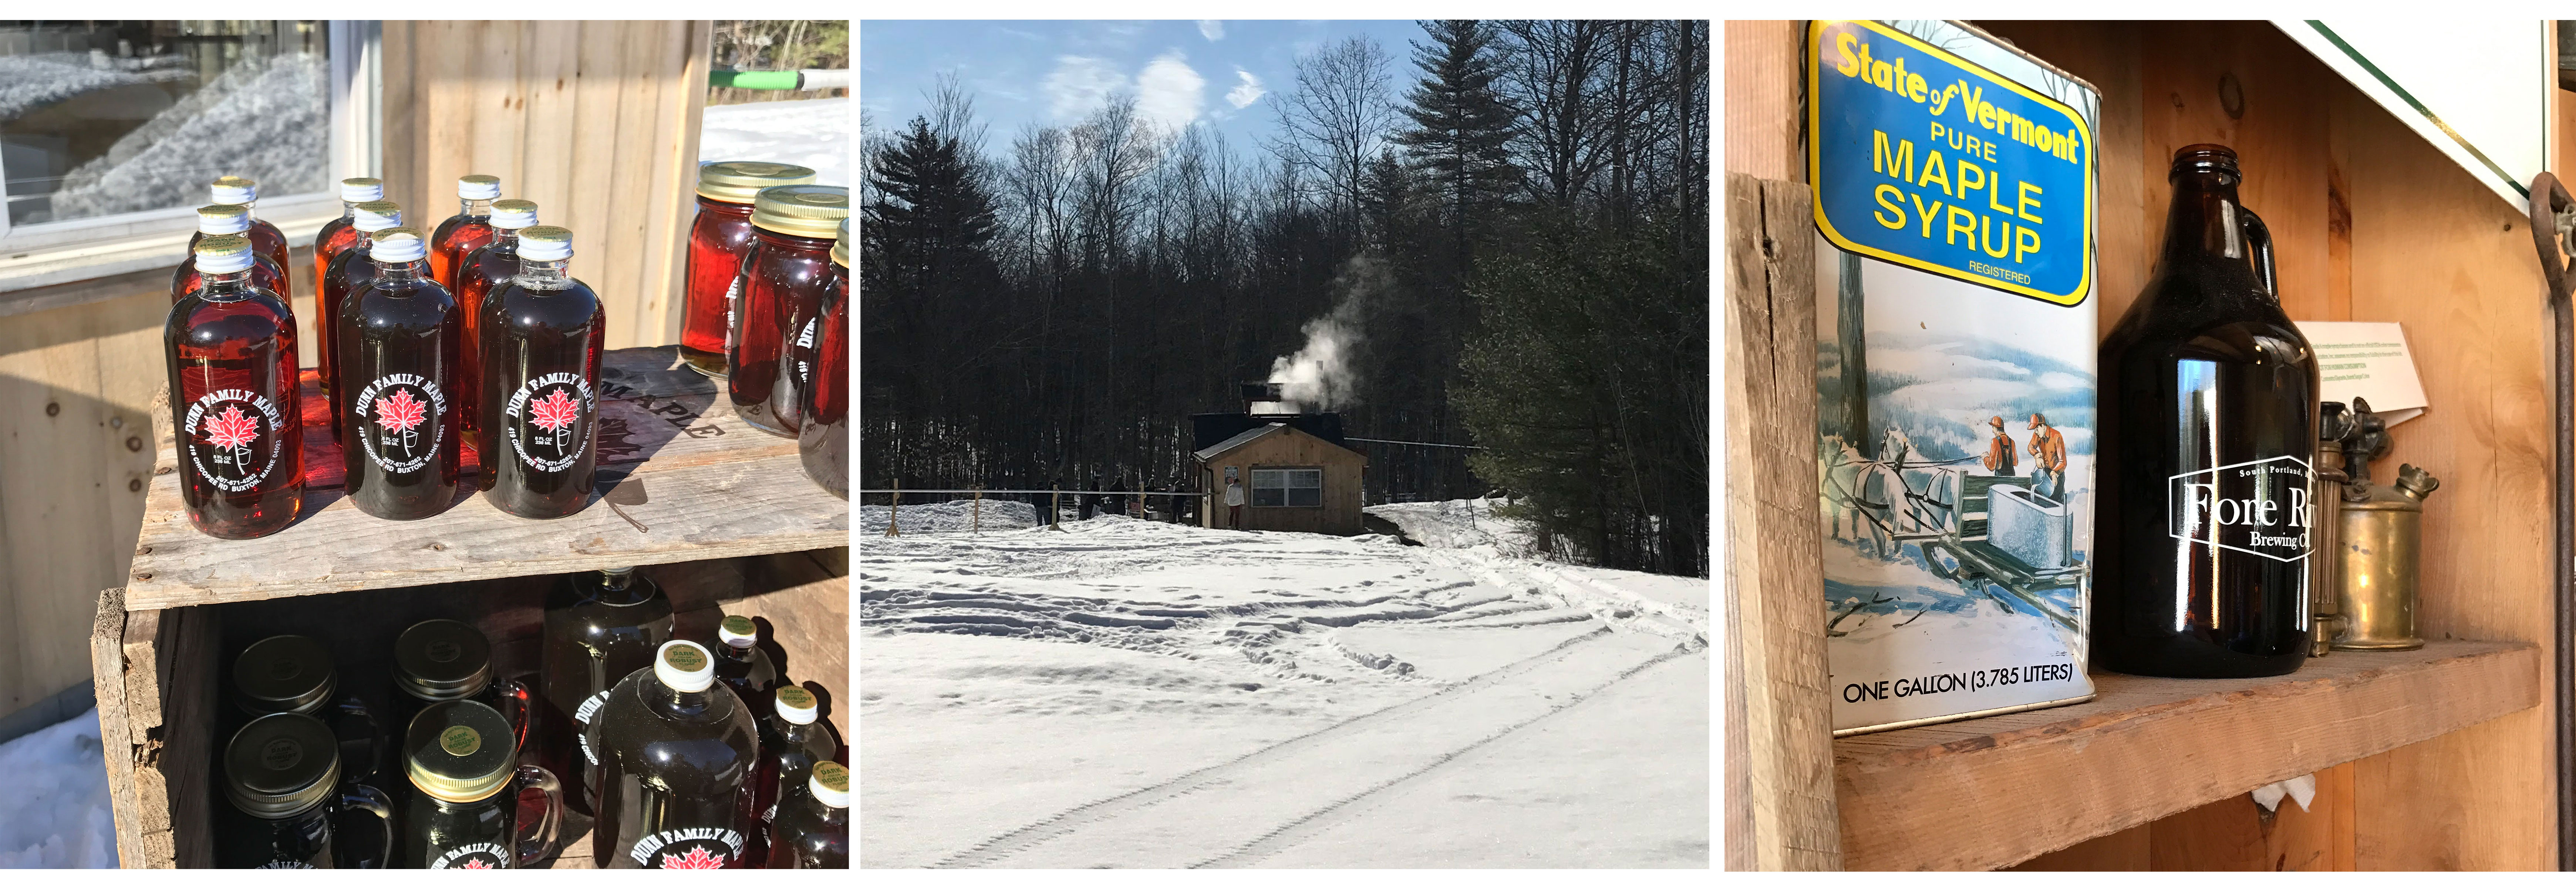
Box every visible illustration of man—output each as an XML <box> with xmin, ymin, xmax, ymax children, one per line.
<box><xmin>1981</xmin><ymin>415</ymin><xmax>2017</xmax><ymax>477</ymax></box>
<box><xmin>2027</xmin><ymin>412</ymin><xmax>2067</xmax><ymax>501</ymax></box>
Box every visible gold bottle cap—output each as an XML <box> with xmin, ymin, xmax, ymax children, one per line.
<box><xmin>197</xmin><ymin>203</ymin><xmax>251</xmax><ymax>235</ymax></box>
<box><xmin>232</xmin><ymin>634</ymin><xmax>337</xmax><ymax>716</ymax></box>
<box><xmin>224</xmin><ymin>712</ymin><xmax>342</xmax><ymax>819</ymax></box>
<box><xmin>404</xmin><ymin>699</ymin><xmax>517</xmax><ymax>804</ymax></box>
<box><xmin>340</xmin><ymin>177</ymin><xmax>385</xmax><ymax>202</ymax></box>
<box><xmin>750</xmin><ymin>185</ymin><xmax>848</xmax><ymax>240</ymax></box>
<box><xmin>831</xmin><ymin>217</ymin><xmax>849</xmax><ymax>267</ymax></box>
<box><xmin>809</xmin><ymin>760</ymin><xmax>849</xmax><ymax>809</ymax></box>
<box><xmin>370</xmin><ymin>228</ymin><xmax>428</xmax><ymax>263</ymax></box>
<box><xmin>394</xmin><ymin>619</ymin><xmax>494</xmax><ymax>701</ymax></box>
<box><xmin>490</xmin><ymin>199</ymin><xmax>539</xmax><ymax>229</ymax></box>
<box><xmin>775</xmin><ymin>685</ymin><xmax>818</xmax><ymax>725</ymax></box>
<box><xmin>719</xmin><ymin>614</ymin><xmax>758</xmax><ymax>647</ymax></box>
<box><xmin>456</xmin><ymin>174</ymin><xmax>502</xmax><ymax>199</ymax></box>
<box><xmin>698</xmin><ymin>160</ymin><xmax>818</xmax><ymax>203</ymax></box>
<box><xmin>353</xmin><ymin>201</ymin><xmax>403</xmax><ymax>231</ymax></box>
<box><xmin>210</xmin><ymin>175</ymin><xmax>258</xmax><ymax>204</ymax></box>
<box><xmin>518</xmin><ymin>225</ymin><xmax>573</xmax><ymax>261</ymax></box>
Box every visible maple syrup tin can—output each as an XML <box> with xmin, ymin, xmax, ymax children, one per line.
<box><xmin>1807</xmin><ymin>20</ymin><xmax>2100</xmax><ymax>735</ymax></box>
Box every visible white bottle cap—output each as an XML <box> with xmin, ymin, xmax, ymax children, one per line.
<box><xmin>209</xmin><ymin>175</ymin><xmax>258</xmax><ymax>205</ymax></box>
<box><xmin>719</xmin><ymin>615</ymin><xmax>758</xmax><ymax>648</ymax></box>
<box><xmin>196</xmin><ymin>204</ymin><xmax>250</xmax><ymax>235</ymax></box>
<box><xmin>353</xmin><ymin>202</ymin><xmax>402</xmax><ymax>232</ymax></box>
<box><xmin>340</xmin><ymin>177</ymin><xmax>385</xmax><ymax>202</ymax></box>
<box><xmin>517</xmin><ymin>225</ymin><xmax>573</xmax><ymax>262</ymax></box>
<box><xmin>655</xmin><ymin>640</ymin><xmax>716</xmax><ymax>693</ymax></box>
<box><xmin>809</xmin><ymin>760</ymin><xmax>849</xmax><ymax>809</ymax></box>
<box><xmin>368</xmin><ymin>228</ymin><xmax>427</xmax><ymax>263</ymax></box>
<box><xmin>457</xmin><ymin>174</ymin><xmax>501</xmax><ymax>200</ymax></box>
<box><xmin>193</xmin><ymin>235</ymin><xmax>256</xmax><ymax>275</ymax></box>
<box><xmin>490</xmin><ymin>199</ymin><xmax>538</xmax><ymax>229</ymax></box>
<box><xmin>774</xmin><ymin>686</ymin><xmax>818</xmax><ymax>725</ymax></box>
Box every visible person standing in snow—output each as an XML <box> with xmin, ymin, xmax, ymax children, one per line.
<box><xmin>1224</xmin><ymin>471</ymin><xmax>1245</xmax><ymax>529</ymax></box>
<box><xmin>1981</xmin><ymin>415</ymin><xmax>2018</xmax><ymax>477</ymax></box>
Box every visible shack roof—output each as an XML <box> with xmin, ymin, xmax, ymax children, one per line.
<box><xmin>1192</xmin><ymin>422</ymin><xmax>1363</xmax><ymax>463</ymax></box>
<box><xmin>1191</xmin><ymin>411</ymin><xmax>1347</xmax><ymax>452</ymax></box>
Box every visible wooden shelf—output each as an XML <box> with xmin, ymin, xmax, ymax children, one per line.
<box><xmin>1834</xmin><ymin>640</ymin><xmax>2542</xmax><ymax>871</ymax></box>
<box><xmin>125</xmin><ymin>346</ymin><xmax>847</xmax><ymax>610</ymax></box>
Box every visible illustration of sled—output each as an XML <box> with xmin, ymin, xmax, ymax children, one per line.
<box><xmin>1824</xmin><ymin>438</ymin><xmax>2084</xmax><ymax>630</ymax></box>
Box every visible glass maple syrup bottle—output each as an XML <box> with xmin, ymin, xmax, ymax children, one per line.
<box><xmin>728</xmin><ymin>184</ymin><xmax>848</xmax><ymax>437</ymax></box>
<box><xmin>217</xmin><ymin>712</ymin><xmax>395</xmax><ymax>869</ymax></box>
<box><xmin>320</xmin><ymin>200</ymin><xmax>404</xmax><ymax>439</ymax></box>
<box><xmin>591</xmin><ymin>640</ymin><xmax>759</xmax><ymax>869</ymax></box>
<box><xmin>209</xmin><ymin>175</ymin><xmax>292</xmax><ymax>296</ymax></box>
<box><xmin>431</xmin><ymin>175</ymin><xmax>502</xmax><ymax>293</ymax></box>
<box><xmin>481</xmin><ymin>226</ymin><xmax>604</xmax><ymax>519</ymax></box>
<box><xmin>714</xmin><ymin>614</ymin><xmax>780</xmax><ymax>728</ymax></box>
<box><xmin>398</xmin><ymin>699</ymin><xmax>564</xmax><ymax>869</ymax></box>
<box><xmin>799</xmin><ymin>218</ymin><xmax>849</xmax><ymax>498</ymax></box>
<box><xmin>754</xmin><ymin>686</ymin><xmax>838</xmax><ymax>848</ymax></box>
<box><xmin>177</xmin><ymin>205</ymin><xmax>289</xmax><ymax>304</ymax></box>
<box><xmin>167</xmin><ymin>235</ymin><xmax>303</xmax><ymax>539</ymax></box>
<box><xmin>314</xmin><ymin>177</ymin><xmax>385</xmax><ymax>317</ymax></box>
<box><xmin>683</xmin><ymin>161</ymin><xmax>816</xmax><ymax>378</ymax></box>
<box><xmin>540</xmin><ymin>566</ymin><xmax>673</xmax><ymax>816</ymax></box>
<box><xmin>339</xmin><ymin>228</ymin><xmax>462</xmax><ymax>520</ymax></box>
<box><xmin>767</xmin><ymin>760</ymin><xmax>847</xmax><ymax>869</ymax></box>
<box><xmin>390</xmin><ymin>619</ymin><xmax>533</xmax><ymax>752</ymax></box>
<box><xmin>456</xmin><ymin>199</ymin><xmax>538</xmax><ymax>454</ymax></box>
<box><xmin>231</xmin><ymin>634</ymin><xmax>388</xmax><ymax>791</ymax></box>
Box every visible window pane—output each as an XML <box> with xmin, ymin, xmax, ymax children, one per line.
<box><xmin>0</xmin><ymin>21</ymin><xmax>329</xmax><ymax>227</ymax></box>
<box><xmin>1289</xmin><ymin>487</ymin><xmax>1321</xmax><ymax>508</ymax></box>
<box><xmin>1252</xmin><ymin>469</ymin><xmax>1283</xmax><ymax>489</ymax></box>
<box><xmin>1290</xmin><ymin>469</ymin><xmax>1321</xmax><ymax>488</ymax></box>
<box><xmin>1253</xmin><ymin>487</ymin><xmax>1285</xmax><ymax>507</ymax></box>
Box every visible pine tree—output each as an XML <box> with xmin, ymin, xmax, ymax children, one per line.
<box><xmin>861</xmin><ymin>115</ymin><xmax>1002</xmax><ymax>459</ymax></box>
<box><xmin>1393</xmin><ymin>19</ymin><xmax>1519</xmax><ymax>256</ymax></box>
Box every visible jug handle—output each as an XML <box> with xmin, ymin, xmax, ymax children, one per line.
<box><xmin>2240</xmin><ymin>205</ymin><xmax>2279</xmax><ymax>300</ymax></box>
<box><xmin>494</xmin><ymin>677</ymin><xmax>535</xmax><ymax>754</ymax></box>
<box><xmin>512</xmin><ymin>764</ymin><xmax>567</xmax><ymax>867</ymax></box>
<box><xmin>333</xmin><ymin>781</ymin><xmax>397</xmax><ymax>869</ymax></box>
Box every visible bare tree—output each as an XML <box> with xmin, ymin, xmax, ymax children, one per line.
<box><xmin>1267</xmin><ymin>36</ymin><xmax>1398</xmax><ymax>240</ymax></box>
<box><xmin>1497</xmin><ymin>20</ymin><xmax>1611</xmax><ymax>209</ymax></box>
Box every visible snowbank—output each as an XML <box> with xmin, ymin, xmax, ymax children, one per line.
<box><xmin>1364</xmin><ymin>498</ymin><xmax>1542</xmax><ymax>556</ymax></box>
<box><xmin>699</xmin><ymin>97</ymin><xmax>850</xmax><ymax>188</ymax></box>
<box><xmin>860</xmin><ymin>498</ymin><xmax>1041</xmax><ymax>534</ymax></box>
<box><xmin>0</xmin><ymin>708</ymin><xmax>117</xmax><ymax>869</ymax></box>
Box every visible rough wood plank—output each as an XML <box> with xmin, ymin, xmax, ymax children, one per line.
<box><xmin>2142</xmin><ymin>757</ymin><xmax>2356</xmax><ymax>871</ymax></box>
<box><xmin>128</xmin><ymin>605</ymin><xmax>216</xmax><ymax>868</ymax></box>
<box><xmin>124</xmin><ymin>347</ymin><xmax>847</xmax><ymax>609</ymax></box>
<box><xmin>118</xmin><ymin>608</ymin><xmax>163</xmax><ymax>742</ymax></box>
<box><xmin>89</xmin><ymin>589</ymin><xmax>141</xmax><ymax>870</ymax></box>
<box><xmin>1835</xmin><ymin>640</ymin><xmax>2540</xmax><ymax>871</ymax></box>
<box><xmin>1722</xmin><ymin>172</ymin><xmax>1839</xmax><ymax>870</ymax></box>
<box><xmin>2004</xmin><ymin>823</ymin><xmax>2151</xmax><ymax>871</ymax></box>
<box><xmin>635</xmin><ymin>21</ymin><xmax>712</xmax><ymax>347</ymax></box>
<box><xmin>1722</xmin><ymin>21</ymin><xmax>1802</xmax><ymax>181</ymax></box>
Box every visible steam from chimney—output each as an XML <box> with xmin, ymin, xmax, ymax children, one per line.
<box><xmin>1266</xmin><ymin>256</ymin><xmax>1388</xmax><ymax>411</ymax></box>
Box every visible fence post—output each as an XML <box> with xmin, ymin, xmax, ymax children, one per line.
<box><xmin>886</xmin><ymin>478</ymin><xmax>901</xmax><ymax>537</ymax></box>
<box><xmin>1050</xmin><ymin>487</ymin><xmax>1062</xmax><ymax>532</ymax></box>
<box><xmin>972</xmin><ymin>485</ymin><xmax>982</xmax><ymax>534</ymax></box>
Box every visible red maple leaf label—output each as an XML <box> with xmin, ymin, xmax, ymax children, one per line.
<box><xmin>659</xmin><ymin>845</ymin><xmax>725</xmax><ymax>869</ymax></box>
<box><xmin>457</xmin><ymin>856</ymin><xmax>495</xmax><ymax>869</ymax></box>
<box><xmin>529</xmin><ymin>387</ymin><xmax>581</xmax><ymax>432</ymax></box>
<box><xmin>202</xmin><ymin>404</ymin><xmax>260</xmax><ymax>450</ymax></box>
<box><xmin>374</xmin><ymin>388</ymin><xmax>428</xmax><ymax>433</ymax></box>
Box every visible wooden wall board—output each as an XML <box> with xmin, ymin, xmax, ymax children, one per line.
<box><xmin>1722</xmin><ymin>173</ymin><xmax>1841</xmax><ymax>871</ymax></box>
<box><xmin>1722</xmin><ymin>21</ymin><xmax>1803</xmax><ymax>183</ymax></box>
<box><xmin>1835</xmin><ymin>640</ymin><xmax>2538</xmax><ymax>871</ymax></box>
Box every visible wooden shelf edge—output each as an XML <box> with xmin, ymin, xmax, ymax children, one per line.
<box><xmin>1832</xmin><ymin>640</ymin><xmax>2542</xmax><ymax>871</ymax></box>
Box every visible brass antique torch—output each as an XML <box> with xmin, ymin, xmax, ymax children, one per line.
<box><xmin>2309</xmin><ymin>402</ymin><xmax>2353</xmax><ymax>657</ymax></box>
<box><xmin>2331</xmin><ymin>398</ymin><xmax>2440</xmax><ymax>651</ymax></box>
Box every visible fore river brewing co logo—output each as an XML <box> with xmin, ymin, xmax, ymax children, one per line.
<box><xmin>2169</xmin><ymin>455</ymin><xmax>2314</xmax><ymax>562</ymax></box>
<box><xmin>353</xmin><ymin>374</ymin><xmax>447</xmax><ymax>474</ymax></box>
<box><xmin>185</xmin><ymin>389</ymin><xmax>285</xmax><ymax>491</ymax></box>
<box><xmin>631</xmin><ymin>827</ymin><xmax>743</xmax><ymax>869</ymax></box>
<box><xmin>502</xmin><ymin>373</ymin><xmax>594</xmax><ymax>472</ymax></box>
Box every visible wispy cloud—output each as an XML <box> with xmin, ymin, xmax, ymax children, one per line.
<box><xmin>1137</xmin><ymin>51</ymin><xmax>1206</xmax><ymax>133</ymax></box>
<box><xmin>1225</xmin><ymin>68</ymin><xmax>1266</xmax><ymax>109</ymax></box>
<box><xmin>1198</xmin><ymin>20</ymin><xmax>1224</xmax><ymax>41</ymax></box>
<box><xmin>1042</xmin><ymin>55</ymin><xmax>1124</xmax><ymax>120</ymax></box>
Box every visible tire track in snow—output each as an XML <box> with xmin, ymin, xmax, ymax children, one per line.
<box><xmin>932</xmin><ymin>626</ymin><xmax>1682</xmax><ymax>868</ymax></box>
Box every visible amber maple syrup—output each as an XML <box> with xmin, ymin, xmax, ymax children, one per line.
<box><xmin>167</xmin><ymin>235</ymin><xmax>303</xmax><ymax>539</ymax></box>
<box><xmin>682</xmin><ymin>161</ymin><xmax>816</xmax><ymax>378</ymax></box>
<box><xmin>480</xmin><ymin>226</ymin><xmax>604</xmax><ymax>519</ymax></box>
<box><xmin>728</xmin><ymin>185</ymin><xmax>848</xmax><ymax>437</ymax></box>
<box><xmin>320</xmin><ymin>200</ymin><xmax>402</xmax><ymax>440</ymax></box>
<box><xmin>175</xmin><ymin>204</ymin><xmax>289</xmax><ymax>305</ymax></box>
<box><xmin>209</xmin><ymin>175</ymin><xmax>293</xmax><ymax>300</ymax></box>
<box><xmin>455</xmin><ymin>199</ymin><xmax>537</xmax><ymax>455</ymax></box>
<box><xmin>338</xmin><ymin>228</ymin><xmax>461</xmax><ymax>520</ymax></box>
<box><xmin>430</xmin><ymin>175</ymin><xmax>501</xmax><ymax>294</ymax></box>
<box><xmin>799</xmin><ymin>219</ymin><xmax>849</xmax><ymax>497</ymax></box>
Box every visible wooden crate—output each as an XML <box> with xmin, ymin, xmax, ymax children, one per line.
<box><xmin>91</xmin><ymin>345</ymin><xmax>848</xmax><ymax>869</ymax></box>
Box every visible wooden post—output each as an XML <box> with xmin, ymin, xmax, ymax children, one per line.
<box><xmin>886</xmin><ymin>478</ymin><xmax>900</xmax><ymax>537</ymax></box>
<box><xmin>1724</xmin><ymin>172</ymin><xmax>1841</xmax><ymax>870</ymax></box>
<box><xmin>1049</xmin><ymin>487</ymin><xmax>1062</xmax><ymax>532</ymax></box>
<box><xmin>972</xmin><ymin>485</ymin><xmax>982</xmax><ymax>534</ymax></box>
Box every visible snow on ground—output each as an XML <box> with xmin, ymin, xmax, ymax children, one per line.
<box><xmin>699</xmin><ymin>97</ymin><xmax>850</xmax><ymax>187</ymax></box>
<box><xmin>860</xmin><ymin>502</ymin><xmax>1709</xmax><ymax>868</ymax></box>
<box><xmin>860</xmin><ymin>499</ymin><xmax>1039</xmax><ymax>534</ymax></box>
<box><xmin>0</xmin><ymin>708</ymin><xmax>117</xmax><ymax>869</ymax></box>
<box><xmin>1363</xmin><ymin>497</ymin><xmax>1542</xmax><ymax>557</ymax></box>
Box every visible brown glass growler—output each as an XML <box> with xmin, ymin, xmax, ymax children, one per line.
<box><xmin>714</xmin><ymin>614</ymin><xmax>780</xmax><ymax>729</ymax></box>
<box><xmin>167</xmin><ymin>235</ymin><xmax>303</xmax><ymax>539</ymax></box>
<box><xmin>766</xmin><ymin>760</ymin><xmax>847</xmax><ymax>869</ymax></box>
<box><xmin>207</xmin><ymin>175</ymin><xmax>293</xmax><ymax>297</ymax></box>
<box><xmin>683</xmin><ymin>161</ymin><xmax>818</xmax><ymax>377</ymax></box>
<box><xmin>591</xmin><ymin>640</ymin><xmax>759</xmax><ymax>869</ymax></box>
<box><xmin>231</xmin><ymin>634</ymin><xmax>388</xmax><ymax>790</ymax></box>
<box><xmin>338</xmin><ymin>228</ymin><xmax>462</xmax><ymax>519</ymax></box>
<box><xmin>728</xmin><ymin>185</ymin><xmax>849</xmax><ymax>437</ymax></box>
<box><xmin>399</xmin><ymin>699</ymin><xmax>564</xmax><ymax>868</ymax></box>
<box><xmin>755</xmin><ymin>685</ymin><xmax>839</xmax><ymax>851</ymax></box>
<box><xmin>391</xmin><ymin>619</ymin><xmax>533</xmax><ymax>752</ymax></box>
<box><xmin>430</xmin><ymin>175</ymin><xmax>502</xmax><ymax>293</ymax></box>
<box><xmin>539</xmin><ymin>566</ymin><xmax>672</xmax><ymax>816</ymax></box>
<box><xmin>798</xmin><ymin>219</ymin><xmax>849</xmax><ymax>498</ymax></box>
<box><xmin>456</xmin><ymin>199</ymin><xmax>539</xmax><ymax>454</ymax></box>
<box><xmin>216</xmin><ymin>711</ymin><xmax>396</xmax><ymax>868</ymax></box>
<box><xmin>481</xmin><ymin>226</ymin><xmax>604</xmax><ymax>519</ymax></box>
<box><xmin>321</xmin><ymin>201</ymin><xmax>404</xmax><ymax>439</ymax></box>
<box><xmin>2096</xmin><ymin>144</ymin><xmax>2320</xmax><ymax>678</ymax></box>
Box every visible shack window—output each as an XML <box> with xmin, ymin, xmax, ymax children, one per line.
<box><xmin>1252</xmin><ymin>468</ymin><xmax>1322</xmax><ymax>508</ymax></box>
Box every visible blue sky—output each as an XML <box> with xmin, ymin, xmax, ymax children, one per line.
<box><xmin>860</xmin><ymin>20</ymin><xmax>1435</xmax><ymax>159</ymax></box>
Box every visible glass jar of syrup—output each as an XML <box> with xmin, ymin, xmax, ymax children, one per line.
<box><xmin>340</xmin><ymin>228</ymin><xmax>462</xmax><ymax>520</ymax></box>
<box><xmin>176</xmin><ymin>204</ymin><xmax>288</xmax><ymax>305</ymax></box>
<box><xmin>456</xmin><ymin>199</ymin><xmax>539</xmax><ymax>456</ymax></box>
<box><xmin>168</xmin><ymin>235</ymin><xmax>303</xmax><ymax>539</ymax></box>
<box><xmin>728</xmin><ymin>184</ymin><xmax>849</xmax><ymax>437</ymax></box>
<box><xmin>392</xmin><ymin>619</ymin><xmax>533</xmax><ymax>753</ymax></box>
<box><xmin>231</xmin><ymin>634</ymin><xmax>387</xmax><ymax>787</ymax></box>
<box><xmin>209</xmin><ymin>175</ymin><xmax>292</xmax><ymax>296</ymax></box>
<box><xmin>682</xmin><ymin>161</ymin><xmax>816</xmax><ymax>379</ymax></box>
<box><xmin>480</xmin><ymin>225</ymin><xmax>604</xmax><ymax>519</ymax></box>
<box><xmin>540</xmin><ymin>566</ymin><xmax>672</xmax><ymax>816</ymax></box>
<box><xmin>755</xmin><ymin>686</ymin><xmax>839</xmax><ymax>840</ymax></box>
<box><xmin>799</xmin><ymin>218</ymin><xmax>849</xmax><ymax>497</ymax></box>
<box><xmin>591</xmin><ymin>641</ymin><xmax>758</xmax><ymax>869</ymax></box>
<box><xmin>431</xmin><ymin>175</ymin><xmax>502</xmax><ymax>293</ymax></box>
<box><xmin>767</xmin><ymin>760</ymin><xmax>846</xmax><ymax>868</ymax></box>
<box><xmin>320</xmin><ymin>200</ymin><xmax>403</xmax><ymax>440</ymax></box>
<box><xmin>313</xmin><ymin>177</ymin><xmax>383</xmax><ymax>304</ymax></box>
<box><xmin>399</xmin><ymin>699</ymin><xmax>564</xmax><ymax>868</ymax></box>
<box><xmin>217</xmin><ymin>712</ymin><xmax>396</xmax><ymax>868</ymax></box>
<box><xmin>714</xmin><ymin>614</ymin><xmax>780</xmax><ymax>728</ymax></box>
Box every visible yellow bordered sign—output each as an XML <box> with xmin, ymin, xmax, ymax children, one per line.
<box><xmin>1807</xmin><ymin>20</ymin><xmax>2096</xmax><ymax>306</ymax></box>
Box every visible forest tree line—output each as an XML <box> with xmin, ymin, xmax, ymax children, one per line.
<box><xmin>860</xmin><ymin>20</ymin><xmax>1710</xmax><ymax>577</ymax></box>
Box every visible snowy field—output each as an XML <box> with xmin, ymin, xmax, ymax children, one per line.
<box><xmin>859</xmin><ymin>503</ymin><xmax>1709</xmax><ymax>868</ymax></box>
<box><xmin>699</xmin><ymin>96</ymin><xmax>850</xmax><ymax>187</ymax></box>
<box><xmin>0</xmin><ymin>709</ymin><xmax>115</xmax><ymax>869</ymax></box>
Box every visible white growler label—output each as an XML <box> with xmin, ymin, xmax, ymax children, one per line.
<box><xmin>501</xmin><ymin>372</ymin><xmax>595</xmax><ymax>473</ymax></box>
<box><xmin>184</xmin><ymin>389</ymin><xmax>286</xmax><ymax>492</ymax></box>
<box><xmin>352</xmin><ymin>373</ymin><xmax>447</xmax><ymax>474</ymax></box>
<box><xmin>2168</xmin><ymin>455</ymin><xmax>2314</xmax><ymax>562</ymax></box>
